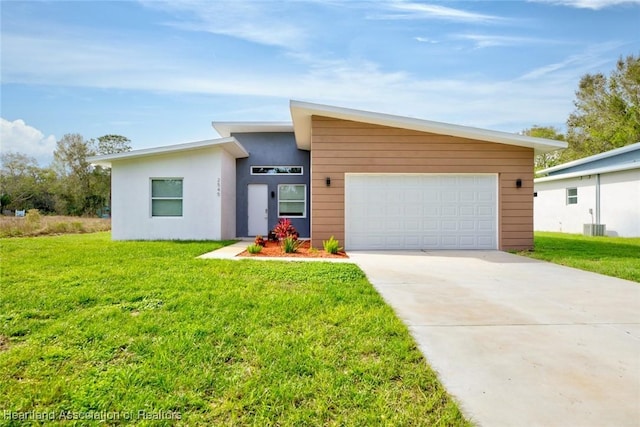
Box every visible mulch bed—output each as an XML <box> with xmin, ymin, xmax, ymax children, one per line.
<box><xmin>237</xmin><ymin>240</ymin><xmax>348</xmax><ymax>258</ymax></box>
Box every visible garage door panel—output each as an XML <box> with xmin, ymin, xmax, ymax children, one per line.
<box><xmin>478</xmin><ymin>191</ymin><xmax>494</xmax><ymax>201</ymax></box>
<box><xmin>459</xmin><ymin>206</ymin><xmax>475</xmax><ymax>216</ymax></box>
<box><xmin>345</xmin><ymin>174</ymin><xmax>497</xmax><ymax>250</ymax></box>
<box><xmin>478</xmin><ymin>220</ymin><xmax>494</xmax><ymax>230</ymax></box>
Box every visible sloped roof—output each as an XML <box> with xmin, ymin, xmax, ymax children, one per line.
<box><xmin>536</xmin><ymin>142</ymin><xmax>640</xmax><ymax>176</ymax></box>
<box><xmin>88</xmin><ymin>137</ymin><xmax>249</xmax><ymax>167</ymax></box>
<box><xmin>290</xmin><ymin>100</ymin><xmax>567</xmax><ymax>154</ymax></box>
<box><xmin>535</xmin><ymin>162</ymin><xmax>640</xmax><ymax>183</ymax></box>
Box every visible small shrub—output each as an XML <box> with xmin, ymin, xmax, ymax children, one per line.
<box><xmin>51</xmin><ymin>222</ymin><xmax>72</xmax><ymax>234</ymax></box>
<box><xmin>281</xmin><ymin>236</ymin><xmax>301</xmax><ymax>254</ymax></box>
<box><xmin>25</xmin><ymin>209</ymin><xmax>41</xmax><ymax>226</ymax></box>
<box><xmin>247</xmin><ymin>244</ymin><xmax>263</xmax><ymax>254</ymax></box>
<box><xmin>254</xmin><ymin>235</ymin><xmax>266</xmax><ymax>246</ymax></box>
<box><xmin>272</xmin><ymin>219</ymin><xmax>299</xmax><ymax>240</ymax></box>
<box><xmin>323</xmin><ymin>236</ymin><xmax>342</xmax><ymax>254</ymax></box>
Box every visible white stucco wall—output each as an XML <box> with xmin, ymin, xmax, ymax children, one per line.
<box><xmin>599</xmin><ymin>169</ymin><xmax>640</xmax><ymax>237</ymax></box>
<box><xmin>534</xmin><ymin>169</ymin><xmax>640</xmax><ymax>237</ymax></box>
<box><xmin>220</xmin><ymin>150</ymin><xmax>237</xmax><ymax>239</ymax></box>
<box><xmin>111</xmin><ymin>147</ymin><xmax>233</xmax><ymax>240</ymax></box>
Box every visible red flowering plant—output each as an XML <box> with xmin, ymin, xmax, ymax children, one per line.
<box><xmin>254</xmin><ymin>235</ymin><xmax>266</xmax><ymax>247</ymax></box>
<box><xmin>271</xmin><ymin>218</ymin><xmax>299</xmax><ymax>241</ymax></box>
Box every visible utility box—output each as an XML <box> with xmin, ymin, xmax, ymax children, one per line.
<box><xmin>584</xmin><ymin>224</ymin><xmax>606</xmax><ymax>236</ymax></box>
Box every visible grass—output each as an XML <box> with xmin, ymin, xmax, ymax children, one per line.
<box><xmin>0</xmin><ymin>233</ymin><xmax>468</xmax><ymax>426</ymax></box>
<box><xmin>519</xmin><ymin>232</ymin><xmax>640</xmax><ymax>283</ymax></box>
<box><xmin>0</xmin><ymin>214</ymin><xmax>111</xmax><ymax>238</ymax></box>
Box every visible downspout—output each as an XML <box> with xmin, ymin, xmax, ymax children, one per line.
<box><xmin>595</xmin><ymin>173</ymin><xmax>601</xmax><ymax>224</ymax></box>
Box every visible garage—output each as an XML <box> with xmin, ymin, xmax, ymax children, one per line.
<box><xmin>345</xmin><ymin>174</ymin><xmax>498</xmax><ymax>250</ymax></box>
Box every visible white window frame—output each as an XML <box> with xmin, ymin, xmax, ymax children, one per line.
<box><xmin>251</xmin><ymin>166</ymin><xmax>303</xmax><ymax>175</ymax></box>
<box><xmin>566</xmin><ymin>187</ymin><xmax>578</xmax><ymax>205</ymax></box>
<box><xmin>277</xmin><ymin>184</ymin><xmax>307</xmax><ymax>218</ymax></box>
<box><xmin>151</xmin><ymin>178</ymin><xmax>183</xmax><ymax>217</ymax></box>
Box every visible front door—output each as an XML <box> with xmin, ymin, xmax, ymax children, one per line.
<box><xmin>248</xmin><ymin>184</ymin><xmax>268</xmax><ymax>236</ymax></box>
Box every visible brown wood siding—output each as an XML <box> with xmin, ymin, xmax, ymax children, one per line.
<box><xmin>310</xmin><ymin>116</ymin><xmax>535</xmax><ymax>250</ymax></box>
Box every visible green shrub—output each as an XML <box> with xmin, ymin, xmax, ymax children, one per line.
<box><xmin>247</xmin><ymin>243</ymin><xmax>263</xmax><ymax>254</ymax></box>
<box><xmin>281</xmin><ymin>236</ymin><xmax>301</xmax><ymax>253</ymax></box>
<box><xmin>25</xmin><ymin>209</ymin><xmax>41</xmax><ymax>226</ymax></box>
<box><xmin>323</xmin><ymin>236</ymin><xmax>342</xmax><ymax>254</ymax></box>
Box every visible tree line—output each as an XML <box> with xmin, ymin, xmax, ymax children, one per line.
<box><xmin>526</xmin><ymin>54</ymin><xmax>639</xmax><ymax>169</ymax></box>
<box><xmin>1</xmin><ymin>55</ymin><xmax>638</xmax><ymax>216</ymax></box>
<box><xmin>1</xmin><ymin>134</ymin><xmax>131</xmax><ymax>216</ymax></box>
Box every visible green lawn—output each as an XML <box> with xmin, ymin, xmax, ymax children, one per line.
<box><xmin>520</xmin><ymin>232</ymin><xmax>640</xmax><ymax>283</ymax></box>
<box><xmin>0</xmin><ymin>233</ymin><xmax>468</xmax><ymax>426</ymax></box>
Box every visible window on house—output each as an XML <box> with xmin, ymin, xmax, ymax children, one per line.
<box><xmin>251</xmin><ymin>166</ymin><xmax>303</xmax><ymax>175</ymax></box>
<box><xmin>566</xmin><ymin>187</ymin><xmax>578</xmax><ymax>205</ymax></box>
<box><xmin>278</xmin><ymin>184</ymin><xmax>306</xmax><ymax>217</ymax></box>
<box><xmin>151</xmin><ymin>179</ymin><xmax>183</xmax><ymax>217</ymax></box>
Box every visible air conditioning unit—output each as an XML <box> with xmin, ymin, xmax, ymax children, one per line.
<box><xmin>583</xmin><ymin>224</ymin><xmax>606</xmax><ymax>236</ymax></box>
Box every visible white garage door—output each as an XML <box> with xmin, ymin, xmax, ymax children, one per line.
<box><xmin>345</xmin><ymin>174</ymin><xmax>497</xmax><ymax>250</ymax></box>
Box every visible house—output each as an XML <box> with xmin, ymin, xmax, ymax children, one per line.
<box><xmin>534</xmin><ymin>142</ymin><xmax>640</xmax><ymax>237</ymax></box>
<box><xmin>88</xmin><ymin>100</ymin><xmax>566</xmax><ymax>250</ymax></box>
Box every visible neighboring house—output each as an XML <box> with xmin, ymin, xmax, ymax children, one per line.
<box><xmin>534</xmin><ymin>142</ymin><xmax>640</xmax><ymax>237</ymax></box>
<box><xmin>89</xmin><ymin>100</ymin><xmax>566</xmax><ymax>250</ymax></box>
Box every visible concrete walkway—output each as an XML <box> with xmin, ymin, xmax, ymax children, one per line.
<box><xmin>198</xmin><ymin>241</ymin><xmax>352</xmax><ymax>262</ymax></box>
<box><xmin>348</xmin><ymin>250</ymin><xmax>640</xmax><ymax>427</ymax></box>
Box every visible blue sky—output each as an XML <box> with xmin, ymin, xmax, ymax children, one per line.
<box><xmin>2</xmin><ymin>0</ymin><xmax>639</xmax><ymax>165</ymax></box>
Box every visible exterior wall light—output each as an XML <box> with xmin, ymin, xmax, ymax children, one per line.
<box><xmin>326</xmin><ymin>177</ymin><xmax>331</xmax><ymax>187</ymax></box>
<box><xmin>516</xmin><ymin>179</ymin><xmax>522</xmax><ymax>188</ymax></box>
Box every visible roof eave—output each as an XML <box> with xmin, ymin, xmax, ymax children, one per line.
<box><xmin>212</xmin><ymin>121</ymin><xmax>293</xmax><ymax>137</ymax></box>
<box><xmin>290</xmin><ymin>100</ymin><xmax>567</xmax><ymax>154</ymax></box>
<box><xmin>87</xmin><ymin>137</ymin><xmax>248</xmax><ymax>167</ymax></box>
<box><xmin>534</xmin><ymin>162</ymin><xmax>640</xmax><ymax>183</ymax></box>
<box><xmin>537</xmin><ymin>141</ymin><xmax>640</xmax><ymax>175</ymax></box>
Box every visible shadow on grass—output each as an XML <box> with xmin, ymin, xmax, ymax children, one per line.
<box><xmin>533</xmin><ymin>235</ymin><xmax>640</xmax><ymax>260</ymax></box>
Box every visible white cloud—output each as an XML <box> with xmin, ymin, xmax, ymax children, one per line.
<box><xmin>455</xmin><ymin>34</ymin><xmax>556</xmax><ymax>49</ymax></box>
<box><xmin>141</xmin><ymin>0</ymin><xmax>306</xmax><ymax>49</ymax></box>
<box><xmin>0</xmin><ymin>26</ymin><xmax>613</xmax><ymax>134</ymax></box>
<box><xmin>518</xmin><ymin>42</ymin><xmax>624</xmax><ymax>80</ymax></box>
<box><xmin>371</xmin><ymin>1</ymin><xmax>506</xmax><ymax>23</ymax></box>
<box><xmin>530</xmin><ymin>0</ymin><xmax>640</xmax><ymax>9</ymax></box>
<box><xmin>415</xmin><ymin>36</ymin><xmax>439</xmax><ymax>44</ymax></box>
<box><xmin>1</xmin><ymin>118</ymin><xmax>57</xmax><ymax>166</ymax></box>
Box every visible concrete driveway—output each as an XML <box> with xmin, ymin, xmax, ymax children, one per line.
<box><xmin>349</xmin><ymin>250</ymin><xmax>640</xmax><ymax>427</ymax></box>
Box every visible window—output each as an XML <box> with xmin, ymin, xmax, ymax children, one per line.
<box><xmin>278</xmin><ymin>184</ymin><xmax>306</xmax><ymax>217</ymax></box>
<box><xmin>251</xmin><ymin>166</ymin><xmax>303</xmax><ymax>175</ymax></box>
<box><xmin>566</xmin><ymin>187</ymin><xmax>578</xmax><ymax>205</ymax></box>
<box><xmin>151</xmin><ymin>179</ymin><xmax>183</xmax><ymax>217</ymax></box>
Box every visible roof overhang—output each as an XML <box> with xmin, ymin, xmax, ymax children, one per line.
<box><xmin>88</xmin><ymin>137</ymin><xmax>249</xmax><ymax>168</ymax></box>
<box><xmin>212</xmin><ymin>122</ymin><xmax>293</xmax><ymax>137</ymax></box>
<box><xmin>537</xmin><ymin>141</ymin><xmax>640</xmax><ymax>175</ymax></box>
<box><xmin>535</xmin><ymin>162</ymin><xmax>640</xmax><ymax>183</ymax></box>
<box><xmin>290</xmin><ymin>100</ymin><xmax>567</xmax><ymax>155</ymax></box>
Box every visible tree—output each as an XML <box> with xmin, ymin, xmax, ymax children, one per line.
<box><xmin>0</xmin><ymin>152</ymin><xmax>57</xmax><ymax>213</ymax></box>
<box><xmin>96</xmin><ymin>134</ymin><xmax>132</xmax><ymax>155</ymax></box>
<box><xmin>94</xmin><ymin>134</ymin><xmax>131</xmax><ymax>216</ymax></box>
<box><xmin>52</xmin><ymin>134</ymin><xmax>97</xmax><ymax>215</ymax></box>
<box><xmin>566</xmin><ymin>54</ymin><xmax>640</xmax><ymax>159</ymax></box>
<box><xmin>522</xmin><ymin>126</ymin><xmax>566</xmax><ymax>170</ymax></box>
